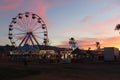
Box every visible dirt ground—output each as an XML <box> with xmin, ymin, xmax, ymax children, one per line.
<box><xmin>1</xmin><ymin>62</ymin><xmax>120</xmax><ymax>80</ymax></box>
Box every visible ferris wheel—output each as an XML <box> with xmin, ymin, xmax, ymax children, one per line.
<box><xmin>8</xmin><ymin>12</ymin><xmax>49</xmax><ymax>50</ymax></box>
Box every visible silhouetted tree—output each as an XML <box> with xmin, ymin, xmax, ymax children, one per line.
<box><xmin>115</xmin><ymin>24</ymin><xmax>120</xmax><ymax>31</ymax></box>
<box><xmin>115</xmin><ymin>24</ymin><xmax>120</xmax><ymax>35</ymax></box>
<box><xmin>96</xmin><ymin>42</ymin><xmax>100</xmax><ymax>50</ymax></box>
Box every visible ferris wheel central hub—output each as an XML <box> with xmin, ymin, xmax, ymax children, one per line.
<box><xmin>27</xmin><ymin>32</ymin><xmax>32</xmax><ymax>34</ymax></box>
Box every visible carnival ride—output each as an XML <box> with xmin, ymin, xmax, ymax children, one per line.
<box><xmin>8</xmin><ymin>12</ymin><xmax>49</xmax><ymax>51</ymax></box>
<box><xmin>69</xmin><ymin>37</ymin><xmax>78</xmax><ymax>50</ymax></box>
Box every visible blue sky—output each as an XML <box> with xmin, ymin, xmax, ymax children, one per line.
<box><xmin>0</xmin><ymin>0</ymin><xmax>120</xmax><ymax>49</ymax></box>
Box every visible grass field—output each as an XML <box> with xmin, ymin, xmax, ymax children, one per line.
<box><xmin>0</xmin><ymin>62</ymin><xmax>120</xmax><ymax>80</ymax></box>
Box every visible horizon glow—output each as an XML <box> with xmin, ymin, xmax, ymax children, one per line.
<box><xmin>0</xmin><ymin>0</ymin><xmax>120</xmax><ymax>50</ymax></box>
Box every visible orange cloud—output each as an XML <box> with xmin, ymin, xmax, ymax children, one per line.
<box><xmin>57</xmin><ymin>41</ymin><xmax>69</xmax><ymax>48</ymax></box>
<box><xmin>0</xmin><ymin>0</ymin><xmax>23</xmax><ymax>11</ymax></box>
<box><xmin>57</xmin><ymin>36</ymin><xmax>120</xmax><ymax>50</ymax></box>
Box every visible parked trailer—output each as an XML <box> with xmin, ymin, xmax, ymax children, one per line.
<box><xmin>104</xmin><ymin>47</ymin><xmax>119</xmax><ymax>61</ymax></box>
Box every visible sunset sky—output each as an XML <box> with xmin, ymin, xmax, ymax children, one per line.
<box><xmin>0</xmin><ymin>0</ymin><xmax>120</xmax><ymax>50</ymax></box>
